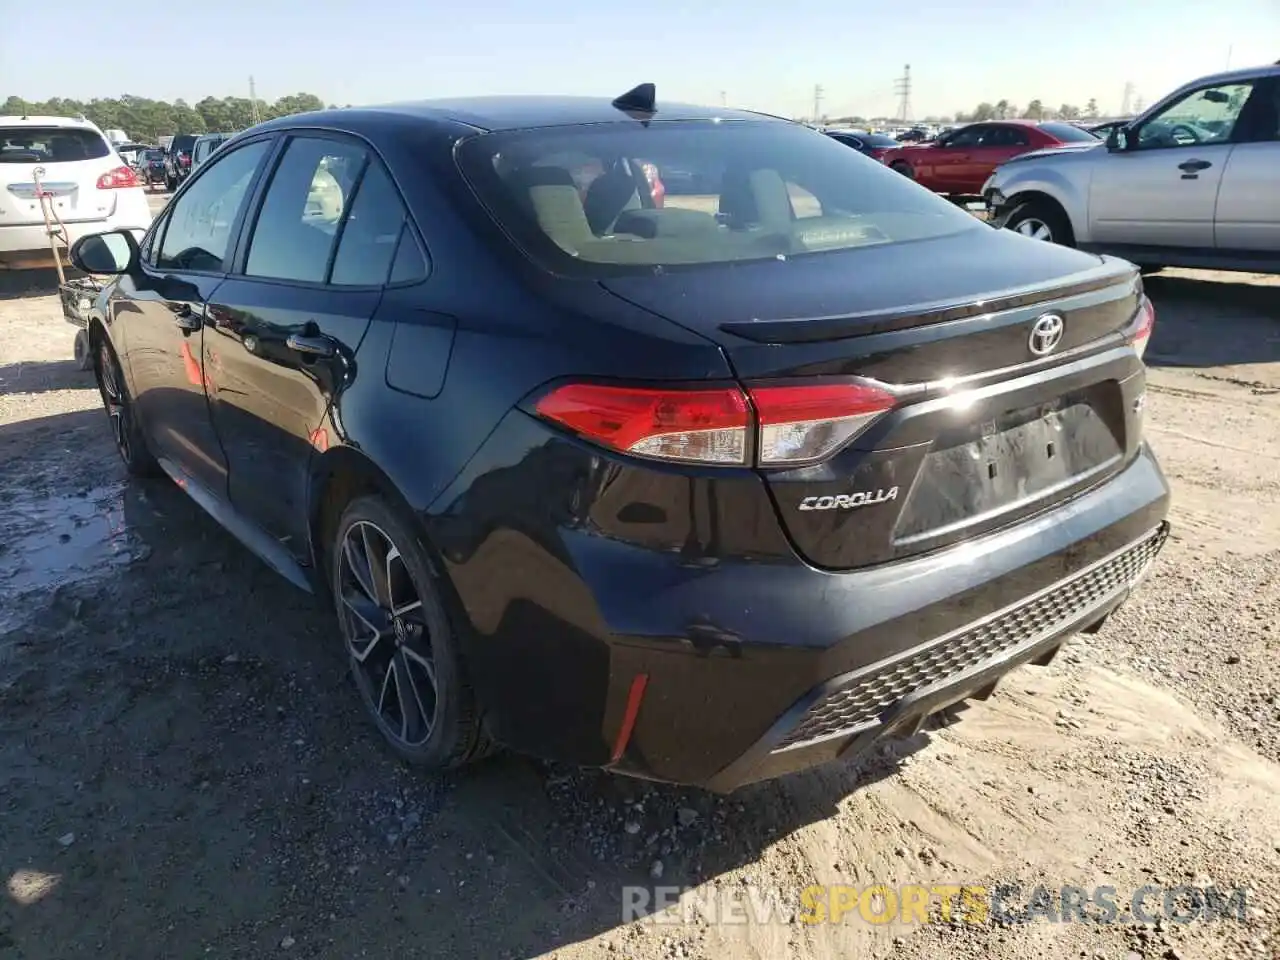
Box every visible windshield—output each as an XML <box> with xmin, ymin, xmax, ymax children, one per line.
<box><xmin>1038</xmin><ymin>122</ymin><xmax>1101</xmax><ymax>143</ymax></box>
<box><xmin>456</xmin><ymin>120</ymin><xmax>981</xmax><ymax>276</ymax></box>
<box><xmin>0</xmin><ymin>126</ymin><xmax>110</xmax><ymax>163</ymax></box>
<box><xmin>172</xmin><ymin>135</ymin><xmax>197</xmax><ymax>152</ymax></box>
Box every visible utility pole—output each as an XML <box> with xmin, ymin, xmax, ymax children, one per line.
<box><xmin>1133</xmin><ymin>95</ymin><xmax>1145</xmax><ymax>114</ymax></box>
<box><xmin>720</xmin><ymin>90</ymin><xmax>727</xmax><ymax>107</ymax></box>
<box><xmin>893</xmin><ymin>64</ymin><xmax>912</xmax><ymax>122</ymax></box>
<box><xmin>249</xmin><ymin>75</ymin><xmax>261</xmax><ymax>125</ymax></box>
<box><xmin>812</xmin><ymin>84</ymin><xmax>824</xmax><ymax>124</ymax></box>
<box><xmin>1120</xmin><ymin>81</ymin><xmax>1134</xmax><ymax>116</ymax></box>
<box><xmin>1226</xmin><ymin>44</ymin><xmax>1233</xmax><ymax>69</ymax></box>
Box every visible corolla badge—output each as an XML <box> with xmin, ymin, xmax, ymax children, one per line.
<box><xmin>1028</xmin><ymin>312</ymin><xmax>1066</xmax><ymax>356</ymax></box>
<box><xmin>799</xmin><ymin>487</ymin><xmax>900</xmax><ymax>511</ymax></box>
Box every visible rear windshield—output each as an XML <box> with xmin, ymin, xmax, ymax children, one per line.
<box><xmin>0</xmin><ymin>127</ymin><xmax>110</xmax><ymax>164</ymax></box>
<box><xmin>1038</xmin><ymin>122</ymin><xmax>1100</xmax><ymax>143</ymax></box>
<box><xmin>144</xmin><ymin>149</ymin><xmax>165</xmax><ymax>160</ymax></box>
<box><xmin>456</xmin><ymin>120</ymin><xmax>981</xmax><ymax>276</ymax></box>
<box><xmin>171</xmin><ymin>135</ymin><xmax>198</xmax><ymax>152</ymax></box>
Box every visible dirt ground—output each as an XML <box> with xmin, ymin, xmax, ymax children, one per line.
<box><xmin>0</xmin><ymin>264</ymin><xmax>1277</xmax><ymax>960</ymax></box>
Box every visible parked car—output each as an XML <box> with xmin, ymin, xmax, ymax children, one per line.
<box><xmin>984</xmin><ymin>62</ymin><xmax>1280</xmax><ymax>274</ymax></box>
<box><xmin>114</xmin><ymin>141</ymin><xmax>151</xmax><ymax>167</ymax></box>
<box><xmin>0</xmin><ymin>114</ymin><xmax>152</xmax><ymax>269</ymax></box>
<box><xmin>164</xmin><ymin>133</ymin><xmax>199</xmax><ymax>189</ymax></box>
<box><xmin>67</xmin><ymin>89</ymin><xmax>1170</xmax><ymax>792</ymax></box>
<box><xmin>824</xmin><ymin>129</ymin><xmax>901</xmax><ymax>161</ymax></box>
<box><xmin>897</xmin><ymin>126</ymin><xmax>931</xmax><ymax>143</ymax></box>
<box><xmin>191</xmin><ymin>132</ymin><xmax>234</xmax><ymax>171</ymax></box>
<box><xmin>138</xmin><ymin>148</ymin><xmax>168</xmax><ymax>189</ymax></box>
<box><xmin>881</xmin><ymin>120</ymin><xmax>1099</xmax><ymax>198</ymax></box>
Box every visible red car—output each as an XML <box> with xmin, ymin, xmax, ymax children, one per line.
<box><xmin>881</xmin><ymin>120</ymin><xmax>1098</xmax><ymax>196</ymax></box>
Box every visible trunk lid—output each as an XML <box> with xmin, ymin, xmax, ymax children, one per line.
<box><xmin>599</xmin><ymin>227</ymin><xmax>1147</xmax><ymax>570</ymax></box>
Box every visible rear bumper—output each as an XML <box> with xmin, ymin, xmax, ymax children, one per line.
<box><xmin>450</xmin><ymin>432</ymin><xmax>1171</xmax><ymax>791</ymax></box>
<box><xmin>703</xmin><ymin>519</ymin><xmax>1166</xmax><ymax>791</ymax></box>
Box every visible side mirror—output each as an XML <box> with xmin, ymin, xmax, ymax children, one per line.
<box><xmin>1105</xmin><ymin>128</ymin><xmax>1121</xmax><ymax>150</ymax></box>
<box><xmin>70</xmin><ymin>229</ymin><xmax>139</xmax><ymax>276</ymax></box>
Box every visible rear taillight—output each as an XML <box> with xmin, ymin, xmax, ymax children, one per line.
<box><xmin>751</xmin><ymin>382</ymin><xmax>898</xmax><ymax>465</ymax></box>
<box><xmin>533</xmin><ymin>380</ymin><xmax>897</xmax><ymax>467</ymax></box>
<box><xmin>96</xmin><ymin>165</ymin><xmax>139</xmax><ymax>189</ymax></box>
<box><xmin>534</xmin><ymin>383</ymin><xmax>749</xmax><ymax>464</ymax></box>
<box><xmin>1131</xmin><ymin>295</ymin><xmax>1155</xmax><ymax>360</ymax></box>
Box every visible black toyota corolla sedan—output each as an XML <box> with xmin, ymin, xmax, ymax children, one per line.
<box><xmin>69</xmin><ymin>85</ymin><xmax>1170</xmax><ymax>792</ymax></box>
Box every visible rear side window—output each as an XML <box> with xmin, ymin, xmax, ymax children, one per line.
<box><xmin>457</xmin><ymin>120</ymin><xmax>979</xmax><ymax>276</ymax></box>
<box><xmin>329</xmin><ymin>162</ymin><xmax>409</xmax><ymax>285</ymax></box>
<box><xmin>245</xmin><ymin>137</ymin><xmax>366</xmax><ymax>283</ymax></box>
<box><xmin>1038</xmin><ymin>122</ymin><xmax>1101</xmax><ymax>143</ymax></box>
<box><xmin>0</xmin><ymin>127</ymin><xmax>110</xmax><ymax>163</ymax></box>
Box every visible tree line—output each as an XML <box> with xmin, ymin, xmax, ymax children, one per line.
<box><xmin>1</xmin><ymin>92</ymin><xmax>335</xmax><ymax>143</ymax></box>
<box><xmin>955</xmin><ymin>97</ymin><xmax>1103</xmax><ymax>122</ymax></box>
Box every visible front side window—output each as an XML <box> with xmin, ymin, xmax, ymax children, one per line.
<box><xmin>245</xmin><ymin>137</ymin><xmax>367</xmax><ymax>283</ymax></box>
<box><xmin>156</xmin><ymin>140</ymin><xmax>270</xmax><ymax>272</ymax></box>
<box><xmin>942</xmin><ymin>126</ymin><xmax>985</xmax><ymax>148</ymax></box>
<box><xmin>1133</xmin><ymin>83</ymin><xmax>1254</xmax><ymax>149</ymax></box>
<box><xmin>457</xmin><ymin>120</ymin><xmax>980</xmax><ymax>276</ymax></box>
<box><xmin>984</xmin><ymin>126</ymin><xmax>1031</xmax><ymax>147</ymax></box>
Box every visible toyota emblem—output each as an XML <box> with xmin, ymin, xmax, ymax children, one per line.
<box><xmin>1028</xmin><ymin>313</ymin><xmax>1065</xmax><ymax>356</ymax></box>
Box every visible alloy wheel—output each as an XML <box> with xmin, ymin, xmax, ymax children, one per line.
<box><xmin>1013</xmin><ymin>218</ymin><xmax>1053</xmax><ymax>241</ymax></box>
<box><xmin>97</xmin><ymin>344</ymin><xmax>132</xmax><ymax>462</ymax></box>
<box><xmin>337</xmin><ymin>519</ymin><xmax>439</xmax><ymax>748</ymax></box>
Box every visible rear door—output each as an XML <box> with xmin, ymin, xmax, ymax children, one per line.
<box><xmin>203</xmin><ymin>133</ymin><xmax>412</xmax><ymax>553</ymax></box>
<box><xmin>1213</xmin><ymin>78</ymin><xmax>1280</xmax><ymax>252</ymax></box>
<box><xmin>0</xmin><ymin>124</ymin><xmax>119</xmax><ymax>227</ymax></box>
<box><xmin>1088</xmin><ymin>80</ymin><xmax>1253</xmax><ymax>248</ymax></box>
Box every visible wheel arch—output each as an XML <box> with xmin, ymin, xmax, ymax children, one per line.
<box><xmin>307</xmin><ymin>444</ymin><xmax>436</xmax><ymax>590</ymax></box>
<box><xmin>998</xmin><ymin>168</ymin><xmax>1089</xmax><ymax>243</ymax></box>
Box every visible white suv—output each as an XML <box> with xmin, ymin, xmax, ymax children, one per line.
<box><xmin>0</xmin><ymin>115</ymin><xmax>153</xmax><ymax>269</ymax></box>
<box><xmin>983</xmin><ymin>62</ymin><xmax>1280</xmax><ymax>274</ymax></box>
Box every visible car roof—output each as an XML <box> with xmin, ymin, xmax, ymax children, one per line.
<box><xmin>1179</xmin><ymin>62</ymin><xmax>1280</xmax><ymax>87</ymax></box>
<box><xmin>250</xmin><ymin>95</ymin><xmax>787</xmax><ymax>137</ymax></box>
<box><xmin>0</xmin><ymin>114</ymin><xmax>103</xmax><ymax>130</ymax></box>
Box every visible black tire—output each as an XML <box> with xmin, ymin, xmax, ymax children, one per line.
<box><xmin>92</xmin><ymin>334</ymin><xmax>161</xmax><ymax>477</ymax></box>
<box><xmin>330</xmin><ymin>495</ymin><xmax>490</xmax><ymax>770</ymax></box>
<box><xmin>890</xmin><ymin>161</ymin><xmax>915</xmax><ymax>179</ymax></box>
<box><xmin>165</xmin><ymin>174</ymin><xmax>177</xmax><ymax>191</ymax></box>
<box><xmin>73</xmin><ymin>329</ymin><xmax>93</xmax><ymax>371</ymax></box>
<box><xmin>1003</xmin><ymin>199</ymin><xmax>1074</xmax><ymax>247</ymax></box>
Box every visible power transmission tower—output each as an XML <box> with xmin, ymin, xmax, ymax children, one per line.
<box><xmin>249</xmin><ymin>76</ymin><xmax>261</xmax><ymax>125</ymax></box>
<box><xmin>894</xmin><ymin>64</ymin><xmax>912</xmax><ymax>122</ymax></box>
<box><xmin>812</xmin><ymin>84</ymin><xmax>824</xmax><ymax>124</ymax></box>
<box><xmin>1133</xmin><ymin>95</ymin><xmax>1145</xmax><ymax>114</ymax></box>
<box><xmin>1120</xmin><ymin>81</ymin><xmax>1134</xmax><ymax>116</ymax></box>
<box><xmin>720</xmin><ymin>90</ymin><xmax>727</xmax><ymax>107</ymax></box>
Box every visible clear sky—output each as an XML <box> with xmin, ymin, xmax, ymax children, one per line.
<box><xmin>1</xmin><ymin>0</ymin><xmax>1276</xmax><ymax>119</ymax></box>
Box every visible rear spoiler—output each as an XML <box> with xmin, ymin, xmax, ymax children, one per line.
<box><xmin>717</xmin><ymin>261</ymin><xmax>1140</xmax><ymax>344</ymax></box>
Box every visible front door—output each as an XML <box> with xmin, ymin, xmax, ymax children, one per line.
<box><xmin>204</xmin><ymin>134</ymin><xmax>414</xmax><ymax>554</ymax></box>
<box><xmin>926</xmin><ymin>125</ymin><xmax>986</xmax><ymax>193</ymax></box>
<box><xmin>1088</xmin><ymin>80</ymin><xmax>1255</xmax><ymax>248</ymax></box>
<box><xmin>117</xmin><ymin>138</ymin><xmax>272</xmax><ymax>494</ymax></box>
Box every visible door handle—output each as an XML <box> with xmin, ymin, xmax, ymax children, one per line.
<box><xmin>286</xmin><ymin>333</ymin><xmax>337</xmax><ymax>358</ymax></box>
<box><xmin>1178</xmin><ymin>159</ymin><xmax>1212</xmax><ymax>173</ymax></box>
<box><xmin>173</xmin><ymin>304</ymin><xmax>202</xmax><ymax>332</ymax></box>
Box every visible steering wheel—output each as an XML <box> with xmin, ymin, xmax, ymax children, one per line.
<box><xmin>1168</xmin><ymin>123</ymin><xmax>1201</xmax><ymax>146</ymax></box>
